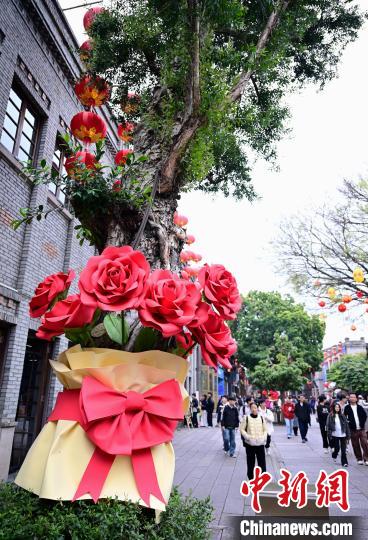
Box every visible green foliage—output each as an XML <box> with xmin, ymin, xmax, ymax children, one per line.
<box><xmin>231</xmin><ymin>291</ymin><xmax>325</xmax><ymax>373</ymax></box>
<box><xmin>103</xmin><ymin>313</ymin><xmax>130</xmax><ymax>346</ymax></box>
<box><xmin>12</xmin><ymin>141</ymin><xmax>151</xmax><ymax>251</ymax></box>
<box><xmin>251</xmin><ymin>358</ymin><xmax>308</xmax><ymax>393</ymax></box>
<box><xmin>0</xmin><ymin>484</ymin><xmax>213</xmax><ymax>540</ymax></box>
<box><xmin>327</xmin><ymin>353</ymin><xmax>368</xmax><ymax>393</ymax></box>
<box><xmin>250</xmin><ymin>333</ymin><xmax>310</xmax><ymax>392</ymax></box>
<box><xmin>88</xmin><ymin>0</ymin><xmax>365</xmax><ymax>199</ymax></box>
<box><xmin>133</xmin><ymin>327</ymin><xmax>160</xmax><ymax>352</ymax></box>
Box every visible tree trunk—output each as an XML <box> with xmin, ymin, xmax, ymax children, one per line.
<box><xmin>103</xmin><ymin>119</ymin><xmax>185</xmax><ymax>271</ymax></box>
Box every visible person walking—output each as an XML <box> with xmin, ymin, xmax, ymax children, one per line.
<box><xmin>358</xmin><ymin>394</ymin><xmax>368</xmax><ymax>437</ymax></box>
<box><xmin>240</xmin><ymin>402</ymin><xmax>268</xmax><ymax>479</ymax></box>
<box><xmin>310</xmin><ymin>396</ymin><xmax>316</xmax><ymax>415</ymax></box>
<box><xmin>221</xmin><ymin>395</ymin><xmax>239</xmax><ymax>457</ymax></box>
<box><xmin>344</xmin><ymin>392</ymin><xmax>368</xmax><ymax>465</ymax></box>
<box><xmin>191</xmin><ymin>393</ymin><xmax>199</xmax><ymax>428</ymax></box>
<box><xmin>317</xmin><ymin>395</ymin><xmax>330</xmax><ymax>453</ymax></box>
<box><xmin>216</xmin><ymin>395</ymin><xmax>225</xmax><ymax>426</ymax></box>
<box><xmin>200</xmin><ymin>394</ymin><xmax>208</xmax><ymax>427</ymax></box>
<box><xmin>207</xmin><ymin>392</ymin><xmax>215</xmax><ymax>427</ymax></box>
<box><xmin>282</xmin><ymin>396</ymin><xmax>295</xmax><ymax>439</ymax></box>
<box><xmin>295</xmin><ymin>394</ymin><xmax>311</xmax><ymax>443</ymax></box>
<box><xmin>243</xmin><ymin>397</ymin><xmax>253</xmax><ymax>417</ymax></box>
<box><xmin>327</xmin><ymin>402</ymin><xmax>350</xmax><ymax>467</ymax></box>
<box><xmin>218</xmin><ymin>396</ymin><xmax>228</xmax><ymax>449</ymax></box>
<box><xmin>258</xmin><ymin>400</ymin><xmax>274</xmax><ymax>454</ymax></box>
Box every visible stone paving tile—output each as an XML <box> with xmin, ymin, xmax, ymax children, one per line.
<box><xmin>173</xmin><ymin>416</ymin><xmax>368</xmax><ymax>539</ymax></box>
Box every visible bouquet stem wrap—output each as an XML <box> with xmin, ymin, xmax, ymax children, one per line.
<box><xmin>15</xmin><ymin>346</ymin><xmax>189</xmax><ymax>512</ymax></box>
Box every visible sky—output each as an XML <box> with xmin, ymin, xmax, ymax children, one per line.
<box><xmin>60</xmin><ymin>0</ymin><xmax>368</xmax><ymax>347</ymax></box>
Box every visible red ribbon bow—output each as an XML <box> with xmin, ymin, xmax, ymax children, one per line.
<box><xmin>49</xmin><ymin>376</ymin><xmax>184</xmax><ymax>505</ymax></box>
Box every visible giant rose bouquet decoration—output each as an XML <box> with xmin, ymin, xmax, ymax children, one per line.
<box><xmin>15</xmin><ymin>245</ymin><xmax>241</xmax><ymax>513</ymax></box>
<box><xmin>30</xmin><ymin>245</ymin><xmax>239</xmax><ymax>370</ymax></box>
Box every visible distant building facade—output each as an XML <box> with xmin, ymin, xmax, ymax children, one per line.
<box><xmin>185</xmin><ymin>346</ymin><xmax>218</xmax><ymax>402</ymax></box>
<box><xmin>0</xmin><ymin>0</ymin><xmax>118</xmax><ymax>480</ymax></box>
<box><xmin>314</xmin><ymin>337</ymin><xmax>367</xmax><ymax>393</ymax></box>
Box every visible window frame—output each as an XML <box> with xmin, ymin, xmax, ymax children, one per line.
<box><xmin>0</xmin><ymin>86</ymin><xmax>40</xmax><ymax>165</ymax></box>
<box><xmin>49</xmin><ymin>134</ymin><xmax>68</xmax><ymax>205</ymax></box>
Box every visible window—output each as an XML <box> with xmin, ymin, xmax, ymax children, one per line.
<box><xmin>0</xmin><ymin>87</ymin><xmax>39</xmax><ymax>163</ymax></box>
<box><xmin>49</xmin><ymin>135</ymin><xmax>67</xmax><ymax>204</ymax></box>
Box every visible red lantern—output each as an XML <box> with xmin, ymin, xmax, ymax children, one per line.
<box><xmin>112</xmin><ymin>180</ymin><xmax>122</xmax><ymax>192</ymax></box>
<box><xmin>338</xmin><ymin>303</ymin><xmax>347</xmax><ymax>313</ymax></box>
<box><xmin>357</xmin><ymin>291</ymin><xmax>364</xmax><ymax>299</ymax></box>
<box><xmin>117</xmin><ymin>122</ymin><xmax>135</xmax><ymax>142</ymax></box>
<box><xmin>121</xmin><ymin>92</ymin><xmax>141</xmax><ymax>114</ymax></box>
<box><xmin>64</xmin><ymin>151</ymin><xmax>97</xmax><ymax>178</ymax></box>
<box><xmin>70</xmin><ymin>112</ymin><xmax>107</xmax><ymax>144</ymax></box>
<box><xmin>75</xmin><ymin>75</ymin><xmax>110</xmax><ymax>108</ymax></box>
<box><xmin>318</xmin><ymin>300</ymin><xmax>326</xmax><ymax>307</ymax></box>
<box><xmin>186</xmin><ymin>234</ymin><xmax>195</xmax><ymax>245</ymax></box>
<box><xmin>192</xmin><ymin>253</ymin><xmax>202</xmax><ymax>263</ymax></box>
<box><xmin>182</xmin><ymin>266</ymin><xmax>201</xmax><ymax>278</ymax></box>
<box><xmin>174</xmin><ymin>213</ymin><xmax>188</xmax><ymax>228</ymax></box>
<box><xmin>180</xmin><ymin>251</ymin><xmax>191</xmax><ymax>263</ymax></box>
<box><xmin>115</xmin><ymin>149</ymin><xmax>133</xmax><ymax>166</ymax></box>
<box><xmin>79</xmin><ymin>40</ymin><xmax>92</xmax><ymax>62</ymax></box>
<box><xmin>83</xmin><ymin>7</ymin><xmax>105</xmax><ymax>31</ymax></box>
<box><xmin>323</xmin><ymin>382</ymin><xmax>329</xmax><ymax>388</ymax></box>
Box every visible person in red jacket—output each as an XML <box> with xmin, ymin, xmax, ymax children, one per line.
<box><xmin>282</xmin><ymin>396</ymin><xmax>295</xmax><ymax>439</ymax></box>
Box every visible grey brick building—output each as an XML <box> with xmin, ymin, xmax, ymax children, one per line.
<box><xmin>0</xmin><ymin>0</ymin><xmax>118</xmax><ymax>480</ymax></box>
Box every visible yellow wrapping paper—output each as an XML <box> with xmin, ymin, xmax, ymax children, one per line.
<box><xmin>15</xmin><ymin>346</ymin><xmax>189</xmax><ymax>512</ymax></box>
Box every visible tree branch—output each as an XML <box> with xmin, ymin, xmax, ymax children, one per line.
<box><xmin>228</xmin><ymin>0</ymin><xmax>292</xmax><ymax>103</ymax></box>
<box><xmin>159</xmin><ymin>0</ymin><xmax>201</xmax><ymax>193</ymax></box>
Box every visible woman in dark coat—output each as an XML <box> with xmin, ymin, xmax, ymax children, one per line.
<box><xmin>326</xmin><ymin>402</ymin><xmax>350</xmax><ymax>467</ymax></box>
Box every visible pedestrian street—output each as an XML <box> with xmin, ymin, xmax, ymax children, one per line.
<box><xmin>173</xmin><ymin>417</ymin><xmax>368</xmax><ymax>539</ymax></box>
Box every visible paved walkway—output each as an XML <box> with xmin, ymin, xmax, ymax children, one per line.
<box><xmin>173</xmin><ymin>416</ymin><xmax>368</xmax><ymax>539</ymax></box>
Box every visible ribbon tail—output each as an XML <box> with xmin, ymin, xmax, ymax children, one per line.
<box><xmin>131</xmin><ymin>448</ymin><xmax>166</xmax><ymax>507</ymax></box>
<box><xmin>72</xmin><ymin>448</ymin><xmax>115</xmax><ymax>503</ymax></box>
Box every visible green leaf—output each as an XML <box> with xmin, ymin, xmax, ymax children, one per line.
<box><xmin>40</xmin><ymin>159</ymin><xmax>46</xmax><ymax>168</ymax></box>
<box><xmin>64</xmin><ymin>328</ymin><xmax>85</xmax><ymax>343</ymax></box>
<box><xmin>104</xmin><ymin>313</ymin><xmax>129</xmax><ymax>345</ymax></box>
<box><xmin>134</xmin><ymin>326</ymin><xmax>158</xmax><ymax>352</ymax></box>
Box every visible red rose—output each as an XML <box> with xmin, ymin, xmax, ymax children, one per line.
<box><xmin>189</xmin><ymin>310</ymin><xmax>237</xmax><ymax>370</ymax></box>
<box><xmin>36</xmin><ymin>294</ymin><xmax>95</xmax><ymax>341</ymax></box>
<box><xmin>79</xmin><ymin>246</ymin><xmax>150</xmax><ymax>311</ymax></box>
<box><xmin>29</xmin><ymin>270</ymin><xmax>75</xmax><ymax>318</ymax></box>
<box><xmin>198</xmin><ymin>264</ymin><xmax>242</xmax><ymax>320</ymax></box>
<box><xmin>139</xmin><ymin>269</ymin><xmax>209</xmax><ymax>337</ymax></box>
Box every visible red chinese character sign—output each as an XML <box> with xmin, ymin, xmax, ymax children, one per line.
<box><xmin>241</xmin><ymin>469</ymin><xmax>349</xmax><ymax>514</ymax></box>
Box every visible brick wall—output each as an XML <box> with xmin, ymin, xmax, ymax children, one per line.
<box><xmin>0</xmin><ymin>0</ymin><xmax>118</xmax><ymax>479</ymax></box>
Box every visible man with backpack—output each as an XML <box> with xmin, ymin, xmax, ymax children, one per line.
<box><xmin>240</xmin><ymin>401</ymin><xmax>268</xmax><ymax>479</ymax></box>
